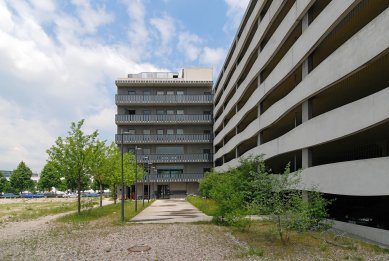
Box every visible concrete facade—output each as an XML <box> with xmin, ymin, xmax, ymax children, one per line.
<box><xmin>213</xmin><ymin>0</ymin><xmax>389</xmax><ymax>245</ymax></box>
<box><xmin>115</xmin><ymin>68</ymin><xmax>213</xmax><ymax>199</ymax></box>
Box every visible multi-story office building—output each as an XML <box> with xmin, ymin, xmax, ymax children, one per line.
<box><xmin>213</xmin><ymin>0</ymin><xmax>389</xmax><ymax>244</ymax></box>
<box><xmin>115</xmin><ymin>68</ymin><xmax>213</xmax><ymax>199</ymax></box>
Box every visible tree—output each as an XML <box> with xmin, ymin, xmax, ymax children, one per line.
<box><xmin>38</xmin><ymin>161</ymin><xmax>64</xmax><ymax>192</ymax></box>
<box><xmin>0</xmin><ymin>171</ymin><xmax>8</xmax><ymax>193</ymax></box>
<box><xmin>47</xmin><ymin>120</ymin><xmax>98</xmax><ymax>214</ymax></box>
<box><xmin>89</xmin><ymin>140</ymin><xmax>109</xmax><ymax>207</ymax></box>
<box><xmin>103</xmin><ymin>143</ymin><xmax>139</xmax><ymax>204</ymax></box>
<box><xmin>9</xmin><ymin>161</ymin><xmax>34</xmax><ymax>194</ymax></box>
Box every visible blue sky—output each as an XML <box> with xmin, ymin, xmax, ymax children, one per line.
<box><xmin>0</xmin><ymin>0</ymin><xmax>249</xmax><ymax>172</ymax></box>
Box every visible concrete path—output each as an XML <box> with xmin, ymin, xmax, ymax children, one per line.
<box><xmin>130</xmin><ymin>199</ymin><xmax>212</xmax><ymax>223</ymax></box>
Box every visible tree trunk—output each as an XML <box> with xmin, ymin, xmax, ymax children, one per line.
<box><xmin>113</xmin><ymin>184</ymin><xmax>117</xmax><ymax>205</ymax></box>
<box><xmin>77</xmin><ymin>172</ymin><xmax>81</xmax><ymax>214</ymax></box>
<box><xmin>99</xmin><ymin>182</ymin><xmax>103</xmax><ymax>207</ymax></box>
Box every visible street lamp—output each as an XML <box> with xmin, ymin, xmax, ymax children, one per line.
<box><xmin>120</xmin><ymin>130</ymin><xmax>129</xmax><ymax>224</ymax></box>
<box><xmin>142</xmin><ymin>156</ymin><xmax>149</xmax><ymax>207</ymax></box>
<box><xmin>134</xmin><ymin>146</ymin><xmax>142</xmax><ymax>212</ymax></box>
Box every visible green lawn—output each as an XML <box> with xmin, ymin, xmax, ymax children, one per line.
<box><xmin>58</xmin><ymin>200</ymin><xmax>152</xmax><ymax>225</ymax></box>
<box><xmin>186</xmin><ymin>195</ymin><xmax>219</xmax><ymax>216</ymax></box>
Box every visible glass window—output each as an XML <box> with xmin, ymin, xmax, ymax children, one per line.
<box><xmin>177</xmin><ymin>129</ymin><xmax>184</xmax><ymax>135</ymax></box>
<box><xmin>156</xmin><ymin>146</ymin><xmax>184</xmax><ymax>154</ymax></box>
<box><xmin>143</xmin><ymin>91</ymin><xmax>151</xmax><ymax>95</ymax></box>
<box><xmin>167</xmin><ymin>110</ymin><xmax>175</xmax><ymax>115</ymax></box>
<box><xmin>203</xmin><ymin>130</ymin><xmax>211</xmax><ymax>134</ymax></box>
<box><xmin>128</xmin><ymin>129</ymin><xmax>135</xmax><ymax>134</ymax></box>
<box><xmin>157</xmin><ymin>109</ymin><xmax>164</xmax><ymax>115</ymax></box>
<box><xmin>166</xmin><ymin>91</ymin><xmax>174</xmax><ymax>95</ymax></box>
<box><xmin>167</xmin><ymin>129</ymin><xmax>174</xmax><ymax>135</ymax></box>
<box><xmin>203</xmin><ymin>111</ymin><xmax>211</xmax><ymax>115</ymax></box>
<box><xmin>128</xmin><ymin>91</ymin><xmax>136</xmax><ymax>95</ymax></box>
<box><xmin>143</xmin><ymin>148</ymin><xmax>151</xmax><ymax>154</ymax></box>
<box><xmin>157</xmin><ymin>129</ymin><xmax>164</xmax><ymax>135</ymax></box>
<box><xmin>143</xmin><ymin>110</ymin><xmax>150</xmax><ymax>115</ymax></box>
<box><xmin>157</xmin><ymin>91</ymin><xmax>164</xmax><ymax>95</ymax></box>
<box><xmin>143</xmin><ymin>129</ymin><xmax>151</xmax><ymax>135</ymax></box>
<box><xmin>176</xmin><ymin>110</ymin><xmax>184</xmax><ymax>115</ymax></box>
<box><xmin>128</xmin><ymin>110</ymin><xmax>136</xmax><ymax>115</ymax></box>
<box><xmin>204</xmin><ymin>92</ymin><xmax>211</xmax><ymax>95</ymax></box>
<box><xmin>177</xmin><ymin>91</ymin><xmax>184</xmax><ymax>95</ymax></box>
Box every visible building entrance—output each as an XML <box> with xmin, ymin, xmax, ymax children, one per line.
<box><xmin>157</xmin><ymin>185</ymin><xmax>170</xmax><ymax>199</ymax></box>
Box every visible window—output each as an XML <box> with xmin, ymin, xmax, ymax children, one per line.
<box><xmin>167</xmin><ymin>129</ymin><xmax>174</xmax><ymax>135</ymax></box>
<box><xmin>128</xmin><ymin>110</ymin><xmax>136</xmax><ymax>115</ymax></box>
<box><xmin>177</xmin><ymin>129</ymin><xmax>184</xmax><ymax>135</ymax></box>
<box><xmin>143</xmin><ymin>91</ymin><xmax>151</xmax><ymax>95</ymax></box>
<box><xmin>143</xmin><ymin>148</ymin><xmax>151</xmax><ymax>154</ymax></box>
<box><xmin>176</xmin><ymin>110</ymin><xmax>184</xmax><ymax>115</ymax></box>
<box><xmin>157</xmin><ymin>91</ymin><xmax>164</xmax><ymax>95</ymax></box>
<box><xmin>143</xmin><ymin>129</ymin><xmax>151</xmax><ymax>135</ymax></box>
<box><xmin>203</xmin><ymin>111</ymin><xmax>211</xmax><ymax>115</ymax></box>
<box><xmin>128</xmin><ymin>129</ymin><xmax>135</xmax><ymax>134</ymax></box>
<box><xmin>167</xmin><ymin>110</ymin><xmax>175</xmax><ymax>115</ymax></box>
<box><xmin>156</xmin><ymin>146</ymin><xmax>184</xmax><ymax>154</ymax></box>
<box><xmin>157</xmin><ymin>129</ymin><xmax>164</xmax><ymax>135</ymax></box>
<box><xmin>143</xmin><ymin>110</ymin><xmax>150</xmax><ymax>115</ymax></box>
<box><xmin>177</xmin><ymin>91</ymin><xmax>184</xmax><ymax>95</ymax></box>
<box><xmin>157</xmin><ymin>109</ymin><xmax>164</xmax><ymax>115</ymax></box>
<box><xmin>203</xmin><ymin>149</ymin><xmax>211</xmax><ymax>154</ymax></box>
<box><xmin>128</xmin><ymin>91</ymin><xmax>136</xmax><ymax>95</ymax></box>
<box><xmin>203</xmin><ymin>130</ymin><xmax>211</xmax><ymax>134</ymax></box>
<box><xmin>166</xmin><ymin>91</ymin><xmax>174</xmax><ymax>95</ymax></box>
<box><xmin>204</xmin><ymin>92</ymin><xmax>211</xmax><ymax>95</ymax></box>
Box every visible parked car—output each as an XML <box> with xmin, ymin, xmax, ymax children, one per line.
<box><xmin>83</xmin><ymin>192</ymin><xmax>99</xmax><ymax>197</ymax></box>
<box><xmin>44</xmin><ymin>192</ymin><xmax>57</xmax><ymax>198</ymax></box>
<box><xmin>64</xmin><ymin>192</ymin><xmax>77</xmax><ymax>198</ymax></box>
<box><xmin>2</xmin><ymin>193</ymin><xmax>20</xmax><ymax>198</ymax></box>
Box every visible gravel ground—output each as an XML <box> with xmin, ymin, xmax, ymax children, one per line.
<box><xmin>0</xmin><ymin>222</ymin><xmax>253</xmax><ymax>261</ymax></box>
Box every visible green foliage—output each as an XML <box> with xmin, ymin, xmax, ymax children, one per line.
<box><xmin>186</xmin><ymin>195</ymin><xmax>219</xmax><ymax>216</ymax></box>
<box><xmin>0</xmin><ymin>171</ymin><xmax>8</xmax><ymax>193</ymax></box>
<box><xmin>46</xmin><ymin>119</ymin><xmax>98</xmax><ymax>213</ymax></box>
<box><xmin>9</xmin><ymin>161</ymin><xmax>34</xmax><ymax>193</ymax></box>
<box><xmin>199</xmin><ymin>155</ymin><xmax>330</xmax><ymax>243</ymax></box>
<box><xmin>38</xmin><ymin>161</ymin><xmax>65</xmax><ymax>191</ymax></box>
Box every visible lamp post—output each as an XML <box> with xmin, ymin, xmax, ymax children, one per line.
<box><xmin>120</xmin><ymin>130</ymin><xmax>128</xmax><ymax>224</ymax></box>
<box><xmin>148</xmin><ymin>163</ymin><xmax>153</xmax><ymax>203</ymax></box>
<box><xmin>134</xmin><ymin>146</ymin><xmax>141</xmax><ymax>212</ymax></box>
<box><xmin>142</xmin><ymin>156</ymin><xmax>148</xmax><ymax>208</ymax></box>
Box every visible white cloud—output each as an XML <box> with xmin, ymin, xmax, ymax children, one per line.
<box><xmin>224</xmin><ymin>0</ymin><xmax>250</xmax><ymax>33</ymax></box>
<box><xmin>200</xmin><ymin>47</ymin><xmax>226</xmax><ymax>66</ymax></box>
<box><xmin>177</xmin><ymin>32</ymin><xmax>203</xmax><ymax>61</ymax></box>
<box><xmin>0</xmin><ymin>0</ymin><xmax>162</xmax><ymax>172</ymax></box>
<box><xmin>150</xmin><ymin>15</ymin><xmax>175</xmax><ymax>56</ymax></box>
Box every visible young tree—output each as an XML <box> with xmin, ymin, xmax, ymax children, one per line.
<box><xmin>38</xmin><ymin>161</ymin><xmax>64</xmax><ymax>192</ymax></box>
<box><xmin>47</xmin><ymin>120</ymin><xmax>98</xmax><ymax>214</ymax></box>
<box><xmin>89</xmin><ymin>140</ymin><xmax>109</xmax><ymax>207</ymax></box>
<box><xmin>0</xmin><ymin>171</ymin><xmax>8</xmax><ymax>193</ymax></box>
<box><xmin>9</xmin><ymin>161</ymin><xmax>34</xmax><ymax>194</ymax></box>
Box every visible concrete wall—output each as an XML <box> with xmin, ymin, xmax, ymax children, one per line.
<box><xmin>332</xmin><ymin>220</ymin><xmax>389</xmax><ymax>247</ymax></box>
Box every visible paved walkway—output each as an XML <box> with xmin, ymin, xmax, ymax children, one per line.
<box><xmin>130</xmin><ymin>199</ymin><xmax>212</xmax><ymax>223</ymax></box>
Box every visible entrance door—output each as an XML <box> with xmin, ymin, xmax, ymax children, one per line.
<box><xmin>157</xmin><ymin>185</ymin><xmax>170</xmax><ymax>199</ymax></box>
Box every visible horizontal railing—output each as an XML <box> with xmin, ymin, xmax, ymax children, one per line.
<box><xmin>139</xmin><ymin>173</ymin><xmax>205</xmax><ymax>182</ymax></box>
<box><xmin>115</xmin><ymin>134</ymin><xmax>213</xmax><ymax>144</ymax></box>
<box><xmin>137</xmin><ymin>154</ymin><xmax>213</xmax><ymax>163</ymax></box>
<box><xmin>115</xmin><ymin>114</ymin><xmax>213</xmax><ymax>124</ymax></box>
<box><xmin>115</xmin><ymin>94</ymin><xmax>213</xmax><ymax>104</ymax></box>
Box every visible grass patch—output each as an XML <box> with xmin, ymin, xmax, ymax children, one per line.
<box><xmin>230</xmin><ymin>220</ymin><xmax>389</xmax><ymax>260</ymax></box>
<box><xmin>186</xmin><ymin>195</ymin><xmax>219</xmax><ymax>216</ymax></box>
<box><xmin>57</xmin><ymin>200</ymin><xmax>152</xmax><ymax>224</ymax></box>
<box><xmin>0</xmin><ymin>199</ymin><xmax>98</xmax><ymax>222</ymax></box>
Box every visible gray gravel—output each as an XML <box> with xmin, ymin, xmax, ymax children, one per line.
<box><xmin>0</xmin><ymin>222</ymin><xmax>255</xmax><ymax>261</ymax></box>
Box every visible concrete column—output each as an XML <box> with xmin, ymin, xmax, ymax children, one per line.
<box><xmin>235</xmin><ymin>147</ymin><xmax>239</xmax><ymax>158</ymax></box>
<box><xmin>302</xmin><ymin>12</ymin><xmax>309</xmax><ymax>32</ymax></box>
<box><xmin>258</xmin><ymin>132</ymin><xmax>263</xmax><ymax>146</ymax></box>
<box><xmin>302</xmin><ymin>148</ymin><xmax>312</xmax><ymax>169</ymax></box>
<box><xmin>302</xmin><ymin>99</ymin><xmax>312</xmax><ymax>122</ymax></box>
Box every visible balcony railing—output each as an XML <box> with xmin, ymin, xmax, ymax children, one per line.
<box><xmin>137</xmin><ymin>154</ymin><xmax>213</xmax><ymax>163</ymax></box>
<box><xmin>115</xmin><ymin>94</ymin><xmax>213</xmax><ymax>105</ymax></box>
<box><xmin>139</xmin><ymin>173</ymin><xmax>204</xmax><ymax>182</ymax></box>
<box><xmin>115</xmin><ymin>114</ymin><xmax>213</xmax><ymax>124</ymax></box>
<box><xmin>115</xmin><ymin>134</ymin><xmax>213</xmax><ymax>144</ymax></box>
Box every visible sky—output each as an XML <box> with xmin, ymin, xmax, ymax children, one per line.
<box><xmin>0</xmin><ymin>0</ymin><xmax>250</xmax><ymax>173</ymax></box>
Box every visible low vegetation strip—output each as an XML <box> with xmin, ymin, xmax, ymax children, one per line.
<box><xmin>186</xmin><ymin>195</ymin><xmax>219</xmax><ymax>216</ymax></box>
<box><xmin>0</xmin><ymin>198</ymin><xmax>98</xmax><ymax>223</ymax></box>
<box><xmin>57</xmin><ymin>200</ymin><xmax>152</xmax><ymax>224</ymax></box>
